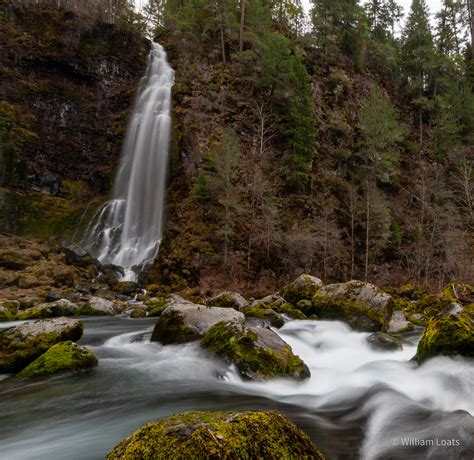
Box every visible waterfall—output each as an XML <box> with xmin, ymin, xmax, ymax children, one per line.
<box><xmin>83</xmin><ymin>43</ymin><xmax>174</xmax><ymax>281</ymax></box>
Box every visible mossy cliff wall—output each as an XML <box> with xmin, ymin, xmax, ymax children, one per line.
<box><xmin>0</xmin><ymin>3</ymin><xmax>148</xmax><ymax>238</ymax></box>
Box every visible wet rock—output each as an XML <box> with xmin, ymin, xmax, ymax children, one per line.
<box><xmin>79</xmin><ymin>296</ymin><xmax>117</xmax><ymax>316</ymax></box>
<box><xmin>130</xmin><ymin>309</ymin><xmax>147</xmax><ymax>318</ymax></box>
<box><xmin>388</xmin><ymin>310</ymin><xmax>413</xmax><ymax>333</ymax></box>
<box><xmin>96</xmin><ymin>264</ymin><xmax>125</xmax><ymax>286</ymax></box>
<box><xmin>206</xmin><ymin>291</ymin><xmax>248</xmax><ymax>310</ymax></box>
<box><xmin>106</xmin><ymin>411</ymin><xmax>324</xmax><ymax>460</ymax></box>
<box><xmin>0</xmin><ymin>317</ymin><xmax>83</xmax><ymax>373</ymax></box>
<box><xmin>201</xmin><ymin>321</ymin><xmax>310</xmax><ymax>381</ymax></box>
<box><xmin>281</xmin><ymin>274</ymin><xmax>323</xmax><ymax>304</ymax></box>
<box><xmin>151</xmin><ymin>295</ymin><xmax>245</xmax><ymax>344</ymax></box>
<box><xmin>61</xmin><ymin>241</ymin><xmax>97</xmax><ymax>268</ymax></box>
<box><xmin>45</xmin><ymin>291</ymin><xmax>62</xmax><ymax>302</ymax></box>
<box><xmin>242</xmin><ymin>305</ymin><xmax>285</xmax><ymax>328</ymax></box>
<box><xmin>18</xmin><ymin>341</ymin><xmax>97</xmax><ymax>378</ymax></box>
<box><xmin>366</xmin><ymin>332</ymin><xmax>403</xmax><ymax>351</ymax></box>
<box><xmin>114</xmin><ymin>281</ymin><xmax>140</xmax><ymax>296</ymax></box>
<box><xmin>16</xmin><ymin>299</ymin><xmax>79</xmax><ymax>320</ymax></box>
<box><xmin>311</xmin><ymin>280</ymin><xmax>394</xmax><ymax>332</ymax></box>
<box><xmin>416</xmin><ymin>303</ymin><xmax>474</xmax><ymax>363</ymax></box>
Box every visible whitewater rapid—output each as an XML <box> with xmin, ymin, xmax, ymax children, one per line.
<box><xmin>1</xmin><ymin>318</ymin><xmax>472</xmax><ymax>459</ymax></box>
<box><xmin>82</xmin><ymin>43</ymin><xmax>174</xmax><ymax>281</ymax></box>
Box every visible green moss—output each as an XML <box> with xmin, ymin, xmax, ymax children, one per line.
<box><xmin>280</xmin><ymin>274</ymin><xmax>322</xmax><ymax>305</ymax></box>
<box><xmin>311</xmin><ymin>294</ymin><xmax>386</xmax><ymax>332</ymax></box>
<box><xmin>151</xmin><ymin>311</ymin><xmax>199</xmax><ymax>344</ymax></box>
<box><xmin>130</xmin><ymin>309</ymin><xmax>146</xmax><ymax>318</ymax></box>
<box><xmin>77</xmin><ymin>305</ymin><xmax>114</xmax><ymax>316</ymax></box>
<box><xmin>18</xmin><ymin>341</ymin><xmax>97</xmax><ymax>377</ymax></box>
<box><xmin>416</xmin><ymin>313</ymin><xmax>474</xmax><ymax>363</ymax></box>
<box><xmin>242</xmin><ymin>305</ymin><xmax>284</xmax><ymax>328</ymax></box>
<box><xmin>107</xmin><ymin>410</ymin><xmax>325</xmax><ymax>460</ymax></box>
<box><xmin>201</xmin><ymin>321</ymin><xmax>309</xmax><ymax>380</ymax></box>
<box><xmin>0</xmin><ymin>320</ymin><xmax>84</xmax><ymax>373</ymax></box>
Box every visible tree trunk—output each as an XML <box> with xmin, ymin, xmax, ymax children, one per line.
<box><xmin>468</xmin><ymin>0</ymin><xmax>474</xmax><ymax>58</ymax></box>
<box><xmin>239</xmin><ymin>0</ymin><xmax>246</xmax><ymax>52</ymax></box>
<box><xmin>365</xmin><ymin>179</ymin><xmax>370</xmax><ymax>281</ymax></box>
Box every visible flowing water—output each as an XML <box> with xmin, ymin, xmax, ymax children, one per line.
<box><xmin>82</xmin><ymin>43</ymin><xmax>174</xmax><ymax>281</ymax></box>
<box><xmin>1</xmin><ymin>318</ymin><xmax>473</xmax><ymax>460</ymax></box>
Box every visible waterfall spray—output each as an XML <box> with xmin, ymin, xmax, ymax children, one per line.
<box><xmin>83</xmin><ymin>43</ymin><xmax>174</xmax><ymax>281</ymax></box>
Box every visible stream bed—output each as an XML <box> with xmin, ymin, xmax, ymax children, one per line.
<box><xmin>1</xmin><ymin>317</ymin><xmax>473</xmax><ymax>459</ymax></box>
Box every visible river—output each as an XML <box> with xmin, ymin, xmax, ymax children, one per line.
<box><xmin>1</xmin><ymin>317</ymin><xmax>473</xmax><ymax>459</ymax></box>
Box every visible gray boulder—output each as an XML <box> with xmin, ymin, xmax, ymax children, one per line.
<box><xmin>281</xmin><ymin>274</ymin><xmax>323</xmax><ymax>304</ymax></box>
<box><xmin>366</xmin><ymin>332</ymin><xmax>403</xmax><ymax>351</ymax></box>
<box><xmin>151</xmin><ymin>295</ymin><xmax>245</xmax><ymax>344</ymax></box>
<box><xmin>80</xmin><ymin>296</ymin><xmax>118</xmax><ymax>316</ymax></box>
<box><xmin>388</xmin><ymin>310</ymin><xmax>413</xmax><ymax>333</ymax></box>
<box><xmin>0</xmin><ymin>317</ymin><xmax>83</xmax><ymax>373</ymax></box>
<box><xmin>311</xmin><ymin>280</ymin><xmax>394</xmax><ymax>331</ymax></box>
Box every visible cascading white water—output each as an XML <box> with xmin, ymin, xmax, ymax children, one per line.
<box><xmin>83</xmin><ymin>43</ymin><xmax>174</xmax><ymax>281</ymax></box>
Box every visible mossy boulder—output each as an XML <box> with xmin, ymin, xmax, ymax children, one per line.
<box><xmin>60</xmin><ymin>242</ymin><xmax>97</xmax><ymax>268</ymax></box>
<box><xmin>114</xmin><ymin>281</ymin><xmax>140</xmax><ymax>296</ymax></box>
<box><xmin>130</xmin><ymin>309</ymin><xmax>146</xmax><ymax>318</ymax></box>
<box><xmin>310</xmin><ymin>280</ymin><xmax>394</xmax><ymax>332</ymax></box>
<box><xmin>248</xmin><ymin>295</ymin><xmax>307</xmax><ymax>320</ymax></box>
<box><xmin>151</xmin><ymin>296</ymin><xmax>245</xmax><ymax>345</ymax></box>
<box><xmin>0</xmin><ymin>317</ymin><xmax>83</xmax><ymax>373</ymax></box>
<box><xmin>107</xmin><ymin>410</ymin><xmax>325</xmax><ymax>460</ymax></box>
<box><xmin>18</xmin><ymin>341</ymin><xmax>98</xmax><ymax>378</ymax></box>
<box><xmin>281</xmin><ymin>274</ymin><xmax>323</xmax><ymax>305</ymax></box>
<box><xmin>201</xmin><ymin>321</ymin><xmax>310</xmax><ymax>381</ymax></box>
<box><xmin>146</xmin><ymin>298</ymin><xmax>167</xmax><ymax>317</ymax></box>
<box><xmin>16</xmin><ymin>299</ymin><xmax>78</xmax><ymax>320</ymax></box>
<box><xmin>242</xmin><ymin>305</ymin><xmax>285</xmax><ymax>328</ymax></box>
<box><xmin>207</xmin><ymin>291</ymin><xmax>248</xmax><ymax>310</ymax></box>
<box><xmin>366</xmin><ymin>332</ymin><xmax>403</xmax><ymax>351</ymax></box>
<box><xmin>0</xmin><ymin>301</ymin><xmax>19</xmax><ymax>321</ymax></box>
<box><xmin>416</xmin><ymin>303</ymin><xmax>474</xmax><ymax>363</ymax></box>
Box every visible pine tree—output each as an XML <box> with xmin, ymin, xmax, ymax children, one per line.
<box><xmin>401</xmin><ymin>0</ymin><xmax>435</xmax><ymax>147</ymax></box>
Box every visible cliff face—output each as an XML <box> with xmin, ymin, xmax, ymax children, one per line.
<box><xmin>0</xmin><ymin>4</ymin><xmax>148</xmax><ymax>236</ymax></box>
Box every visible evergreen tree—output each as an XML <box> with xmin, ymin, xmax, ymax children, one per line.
<box><xmin>401</xmin><ymin>0</ymin><xmax>435</xmax><ymax>146</ymax></box>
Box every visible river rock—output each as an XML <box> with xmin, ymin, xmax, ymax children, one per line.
<box><xmin>311</xmin><ymin>280</ymin><xmax>394</xmax><ymax>332</ymax></box>
<box><xmin>388</xmin><ymin>310</ymin><xmax>413</xmax><ymax>333</ymax></box>
<box><xmin>366</xmin><ymin>332</ymin><xmax>403</xmax><ymax>351</ymax></box>
<box><xmin>241</xmin><ymin>304</ymin><xmax>285</xmax><ymax>328</ymax></box>
<box><xmin>201</xmin><ymin>321</ymin><xmax>310</xmax><ymax>381</ymax></box>
<box><xmin>60</xmin><ymin>241</ymin><xmax>97</xmax><ymax>268</ymax></box>
<box><xmin>0</xmin><ymin>317</ymin><xmax>83</xmax><ymax>373</ymax></box>
<box><xmin>114</xmin><ymin>281</ymin><xmax>141</xmax><ymax>296</ymax></box>
<box><xmin>18</xmin><ymin>341</ymin><xmax>98</xmax><ymax>378</ymax></box>
<box><xmin>80</xmin><ymin>296</ymin><xmax>117</xmax><ymax>316</ymax></box>
<box><xmin>151</xmin><ymin>296</ymin><xmax>245</xmax><ymax>344</ymax></box>
<box><xmin>16</xmin><ymin>299</ymin><xmax>79</xmax><ymax>320</ymax></box>
<box><xmin>281</xmin><ymin>274</ymin><xmax>323</xmax><ymax>304</ymax></box>
<box><xmin>106</xmin><ymin>410</ymin><xmax>324</xmax><ymax>460</ymax></box>
<box><xmin>248</xmin><ymin>295</ymin><xmax>307</xmax><ymax>320</ymax></box>
<box><xmin>206</xmin><ymin>291</ymin><xmax>248</xmax><ymax>310</ymax></box>
<box><xmin>416</xmin><ymin>303</ymin><xmax>474</xmax><ymax>363</ymax></box>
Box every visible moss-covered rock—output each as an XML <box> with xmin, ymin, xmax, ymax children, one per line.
<box><xmin>242</xmin><ymin>305</ymin><xmax>285</xmax><ymax>328</ymax></box>
<box><xmin>114</xmin><ymin>281</ymin><xmax>141</xmax><ymax>296</ymax></box>
<box><xmin>151</xmin><ymin>295</ymin><xmax>245</xmax><ymax>345</ymax></box>
<box><xmin>146</xmin><ymin>297</ymin><xmax>167</xmax><ymax>317</ymax></box>
<box><xmin>16</xmin><ymin>299</ymin><xmax>78</xmax><ymax>320</ymax></box>
<box><xmin>130</xmin><ymin>309</ymin><xmax>146</xmax><ymax>318</ymax></box>
<box><xmin>18</xmin><ymin>341</ymin><xmax>97</xmax><ymax>377</ymax></box>
<box><xmin>207</xmin><ymin>291</ymin><xmax>248</xmax><ymax>310</ymax></box>
<box><xmin>310</xmin><ymin>280</ymin><xmax>394</xmax><ymax>332</ymax></box>
<box><xmin>281</xmin><ymin>274</ymin><xmax>323</xmax><ymax>305</ymax></box>
<box><xmin>416</xmin><ymin>304</ymin><xmax>474</xmax><ymax>363</ymax></box>
<box><xmin>201</xmin><ymin>321</ymin><xmax>310</xmax><ymax>381</ymax></box>
<box><xmin>0</xmin><ymin>301</ymin><xmax>19</xmax><ymax>321</ymax></box>
<box><xmin>107</xmin><ymin>410</ymin><xmax>325</xmax><ymax>460</ymax></box>
<box><xmin>0</xmin><ymin>317</ymin><xmax>83</xmax><ymax>373</ymax></box>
